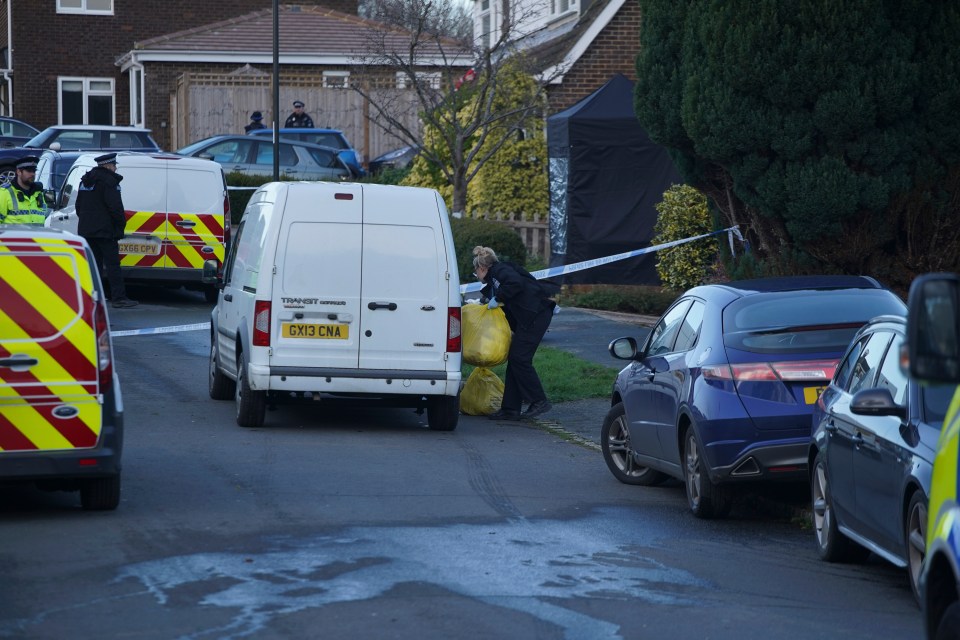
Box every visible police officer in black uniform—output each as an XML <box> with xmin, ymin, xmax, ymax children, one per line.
<box><xmin>284</xmin><ymin>100</ymin><xmax>314</xmax><ymax>128</ymax></box>
<box><xmin>244</xmin><ymin>111</ymin><xmax>266</xmax><ymax>133</ymax></box>
<box><xmin>76</xmin><ymin>153</ymin><xmax>138</xmax><ymax>308</ymax></box>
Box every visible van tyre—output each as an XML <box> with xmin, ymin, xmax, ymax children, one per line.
<box><xmin>683</xmin><ymin>428</ymin><xmax>732</xmax><ymax>519</ymax></box>
<box><xmin>204</xmin><ymin>286</ymin><xmax>219</xmax><ymax>304</ymax></box>
<box><xmin>427</xmin><ymin>394</ymin><xmax>459</xmax><ymax>431</ymax></box>
<box><xmin>209</xmin><ymin>340</ymin><xmax>235</xmax><ymax>400</ymax></box>
<box><xmin>601</xmin><ymin>402</ymin><xmax>669</xmax><ymax>486</ymax></box>
<box><xmin>80</xmin><ymin>475</ymin><xmax>121</xmax><ymax>511</ymax></box>
<box><xmin>236</xmin><ymin>362</ymin><xmax>266</xmax><ymax>428</ymax></box>
<box><xmin>906</xmin><ymin>491</ymin><xmax>927</xmax><ymax>603</ymax></box>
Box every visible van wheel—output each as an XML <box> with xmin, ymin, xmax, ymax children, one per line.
<box><xmin>427</xmin><ymin>395</ymin><xmax>459</xmax><ymax>431</ymax></box>
<box><xmin>235</xmin><ymin>362</ymin><xmax>266</xmax><ymax>428</ymax></box>
<box><xmin>203</xmin><ymin>286</ymin><xmax>219</xmax><ymax>304</ymax></box>
<box><xmin>209</xmin><ymin>340</ymin><xmax>235</xmax><ymax>400</ymax></box>
<box><xmin>80</xmin><ymin>475</ymin><xmax>121</xmax><ymax>511</ymax></box>
<box><xmin>0</xmin><ymin>165</ymin><xmax>14</xmax><ymax>185</ymax></box>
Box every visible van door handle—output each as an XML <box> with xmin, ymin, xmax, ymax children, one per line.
<box><xmin>175</xmin><ymin>220</ymin><xmax>196</xmax><ymax>228</ymax></box>
<box><xmin>223</xmin><ymin>294</ymin><xmax>233</xmax><ymax>302</ymax></box>
<box><xmin>367</xmin><ymin>302</ymin><xmax>398</xmax><ymax>311</ymax></box>
<box><xmin>0</xmin><ymin>356</ymin><xmax>39</xmax><ymax>369</ymax></box>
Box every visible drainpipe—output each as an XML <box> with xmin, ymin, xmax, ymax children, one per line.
<box><xmin>3</xmin><ymin>0</ymin><xmax>12</xmax><ymax>117</ymax></box>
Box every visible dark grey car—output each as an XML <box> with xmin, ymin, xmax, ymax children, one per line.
<box><xmin>809</xmin><ymin>314</ymin><xmax>954</xmax><ymax>602</ymax></box>
<box><xmin>176</xmin><ymin>135</ymin><xmax>355</xmax><ymax>181</ymax></box>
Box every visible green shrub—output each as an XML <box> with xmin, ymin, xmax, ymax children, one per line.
<box><xmin>450</xmin><ymin>217</ymin><xmax>528</xmax><ymax>282</ymax></box>
<box><xmin>652</xmin><ymin>184</ymin><xmax>717</xmax><ymax>290</ymax></box>
<box><xmin>560</xmin><ymin>286</ymin><xmax>678</xmax><ymax>315</ymax></box>
<box><xmin>226</xmin><ymin>172</ymin><xmax>272</xmax><ymax>225</ymax></box>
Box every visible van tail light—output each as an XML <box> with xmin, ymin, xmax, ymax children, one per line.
<box><xmin>94</xmin><ymin>300</ymin><xmax>113</xmax><ymax>391</ymax></box>
<box><xmin>253</xmin><ymin>300</ymin><xmax>272</xmax><ymax>347</ymax></box>
<box><xmin>447</xmin><ymin>307</ymin><xmax>462</xmax><ymax>353</ymax></box>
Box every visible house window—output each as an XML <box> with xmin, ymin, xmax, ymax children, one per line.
<box><xmin>57</xmin><ymin>0</ymin><xmax>114</xmax><ymax>14</ymax></box>
<box><xmin>322</xmin><ymin>71</ymin><xmax>350</xmax><ymax>89</ymax></box>
<box><xmin>395</xmin><ymin>72</ymin><xmax>441</xmax><ymax>90</ymax></box>
<box><xmin>551</xmin><ymin>0</ymin><xmax>576</xmax><ymax>15</ymax></box>
<box><xmin>479</xmin><ymin>0</ymin><xmax>493</xmax><ymax>50</ymax></box>
<box><xmin>129</xmin><ymin>67</ymin><xmax>144</xmax><ymax>127</ymax></box>
<box><xmin>59</xmin><ymin>77</ymin><xmax>114</xmax><ymax>125</ymax></box>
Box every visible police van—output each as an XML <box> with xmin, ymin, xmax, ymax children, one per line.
<box><xmin>0</xmin><ymin>226</ymin><xmax>123</xmax><ymax>510</ymax></box>
<box><xmin>203</xmin><ymin>181</ymin><xmax>462</xmax><ymax>430</ymax></box>
<box><xmin>45</xmin><ymin>152</ymin><xmax>230</xmax><ymax>302</ymax></box>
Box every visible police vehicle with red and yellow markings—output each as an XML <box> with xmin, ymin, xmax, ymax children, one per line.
<box><xmin>0</xmin><ymin>226</ymin><xmax>123</xmax><ymax>510</ymax></box>
<box><xmin>906</xmin><ymin>274</ymin><xmax>960</xmax><ymax>638</ymax></box>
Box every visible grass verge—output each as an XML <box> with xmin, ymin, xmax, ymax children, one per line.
<box><xmin>463</xmin><ymin>345</ymin><xmax>621</xmax><ymax>403</ymax></box>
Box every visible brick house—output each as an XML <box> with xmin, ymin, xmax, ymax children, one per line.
<box><xmin>0</xmin><ymin>1</ymin><xmax>466</xmax><ymax>156</ymax></box>
<box><xmin>0</xmin><ymin>1</ymin><xmax>351</xmax><ymax>132</ymax></box>
<box><xmin>472</xmin><ymin>0</ymin><xmax>639</xmax><ymax>113</ymax></box>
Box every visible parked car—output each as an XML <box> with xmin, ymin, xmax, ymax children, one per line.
<box><xmin>0</xmin><ymin>116</ymin><xmax>40</xmax><ymax>149</ymax></box>
<box><xmin>176</xmin><ymin>135</ymin><xmax>355</xmax><ymax>181</ymax></box>
<box><xmin>368</xmin><ymin>145</ymin><xmax>420</xmax><ymax>174</ymax></box>
<box><xmin>0</xmin><ymin>125</ymin><xmax>160</xmax><ymax>185</ymax></box>
<box><xmin>247</xmin><ymin>128</ymin><xmax>364</xmax><ymax>176</ymax></box>
<box><xmin>602</xmin><ymin>275</ymin><xmax>907</xmax><ymax>518</ymax></box>
<box><xmin>0</xmin><ymin>227</ymin><xmax>123</xmax><ymax>510</ymax></box>
<box><xmin>809</xmin><ymin>314</ymin><xmax>954</xmax><ymax>602</ymax></box>
<box><xmin>905</xmin><ymin>274</ymin><xmax>960</xmax><ymax>639</ymax></box>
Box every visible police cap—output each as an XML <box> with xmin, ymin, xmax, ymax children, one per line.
<box><xmin>15</xmin><ymin>155</ymin><xmax>39</xmax><ymax>170</ymax></box>
<box><xmin>293</xmin><ymin>100</ymin><xmax>305</xmax><ymax>108</ymax></box>
<box><xmin>95</xmin><ymin>153</ymin><xmax>118</xmax><ymax>166</ymax></box>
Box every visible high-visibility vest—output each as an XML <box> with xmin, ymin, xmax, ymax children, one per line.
<box><xmin>0</xmin><ymin>183</ymin><xmax>48</xmax><ymax>224</ymax></box>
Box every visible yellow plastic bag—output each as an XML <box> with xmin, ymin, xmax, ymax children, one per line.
<box><xmin>459</xmin><ymin>367</ymin><xmax>505</xmax><ymax>416</ymax></box>
<box><xmin>462</xmin><ymin>303</ymin><xmax>511</xmax><ymax>367</ymax></box>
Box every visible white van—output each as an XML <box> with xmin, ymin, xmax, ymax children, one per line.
<box><xmin>45</xmin><ymin>152</ymin><xmax>229</xmax><ymax>302</ymax></box>
<box><xmin>204</xmin><ymin>181</ymin><xmax>462</xmax><ymax>430</ymax></box>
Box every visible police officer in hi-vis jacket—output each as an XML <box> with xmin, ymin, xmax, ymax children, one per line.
<box><xmin>0</xmin><ymin>156</ymin><xmax>48</xmax><ymax>225</ymax></box>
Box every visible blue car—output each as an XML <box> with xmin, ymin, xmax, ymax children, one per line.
<box><xmin>248</xmin><ymin>128</ymin><xmax>364</xmax><ymax>176</ymax></box>
<box><xmin>602</xmin><ymin>276</ymin><xmax>906</xmax><ymax>518</ymax></box>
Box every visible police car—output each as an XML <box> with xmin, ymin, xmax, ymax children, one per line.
<box><xmin>0</xmin><ymin>226</ymin><xmax>123</xmax><ymax>510</ymax></box>
<box><xmin>906</xmin><ymin>274</ymin><xmax>960</xmax><ymax>638</ymax></box>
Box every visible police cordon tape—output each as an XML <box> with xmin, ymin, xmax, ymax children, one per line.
<box><xmin>113</xmin><ymin>226</ymin><xmax>742</xmax><ymax>336</ymax></box>
<box><xmin>459</xmin><ymin>225</ymin><xmax>743</xmax><ymax>294</ymax></box>
<box><xmin>112</xmin><ymin>322</ymin><xmax>210</xmax><ymax>338</ymax></box>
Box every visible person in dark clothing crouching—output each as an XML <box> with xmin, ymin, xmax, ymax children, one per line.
<box><xmin>473</xmin><ymin>245</ymin><xmax>556</xmax><ymax>421</ymax></box>
<box><xmin>77</xmin><ymin>153</ymin><xmax>138</xmax><ymax>308</ymax></box>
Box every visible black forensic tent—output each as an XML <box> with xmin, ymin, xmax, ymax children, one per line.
<box><xmin>547</xmin><ymin>74</ymin><xmax>682</xmax><ymax>284</ymax></box>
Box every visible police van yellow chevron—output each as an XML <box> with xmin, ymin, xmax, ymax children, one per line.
<box><xmin>0</xmin><ymin>226</ymin><xmax>123</xmax><ymax>510</ymax></box>
<box><xmin>45</xmin><ymin>152</ymin><xmax>229</xmax><ymax>302</ymax></box>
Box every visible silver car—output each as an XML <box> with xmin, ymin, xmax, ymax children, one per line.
<box><xmin>175</xmin><ymin>134</ymin><xmax>355</xmax><ymax>181</ymax></box>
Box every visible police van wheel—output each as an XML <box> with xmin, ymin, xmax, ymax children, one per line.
<box><xmin>80</xmin><ymin>475</ymin><xmax>121</xmax><ymax>511</ymax></box>
<box><xmin>427</xmin><ymin>394</ymin><xmax>459</xmax><ymax>431</ymax></box>
<box><xmin>0</xmin><ymin>165</ymin><xmax>14</xmax><ymax>185</ymax></box>
<box><xmin>209</xmin><ymin>341</ymin><xmax>235</xmax><ymax>400</ymax></box>
<box><xmin>236</xmin><ymin>363</ymin><xmax>266</xmax><ymax>428</ymax></box>
<box><xmin>203</xmin><ymin>286</ymin><xmax>219</xmax><ymax>304</ymax></box>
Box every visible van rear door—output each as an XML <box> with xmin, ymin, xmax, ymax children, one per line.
<box><xmin>358</xmin><ymin>186</ymin><xmax>450</xmax><ymax>371</ymax></box>
<box><xmin>164</xmin><ymin>161</ymin><xmax>227</xmax><ymax>273</ymax></box>
<box><xmin>271</xmin><ymin>184</ymin><xmax>364</xmax><ymax>369</ymax></box>
<box><xmin>0</xmin><ymin>236</ymin><xmax>102</xmax><ymax>453</ymax></box>
<box><xmin>117</xmin><ymin>163</ymin><xmax>168</xmax><ymax>269</ymax></box>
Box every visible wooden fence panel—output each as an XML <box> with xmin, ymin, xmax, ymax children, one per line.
<box><xmin>473</xmin><ymin>212</ymin><xmax>551</xmax><ymax>262</ymax></box>
<box><xmin>174</xmin><ymin>73</ymin><xmax>420</xmax><ymax>162</ymax></box>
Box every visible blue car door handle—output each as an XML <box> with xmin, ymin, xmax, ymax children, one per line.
<box><xmin>853</xmin><ymin>432</ymin><xmax>864</xmax><ymax>447</ymax></box>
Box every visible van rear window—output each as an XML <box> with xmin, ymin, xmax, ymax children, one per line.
<box><xmin>722</xmin><ymin>289</ymin><xmax>906</xmax><ymax>354</ymax></box>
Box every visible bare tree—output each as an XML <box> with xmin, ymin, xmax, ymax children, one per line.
<box><xmin>351</xmin><ymin>0</ymin><xmax>561</xmax><ymax>216</ymax></box>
